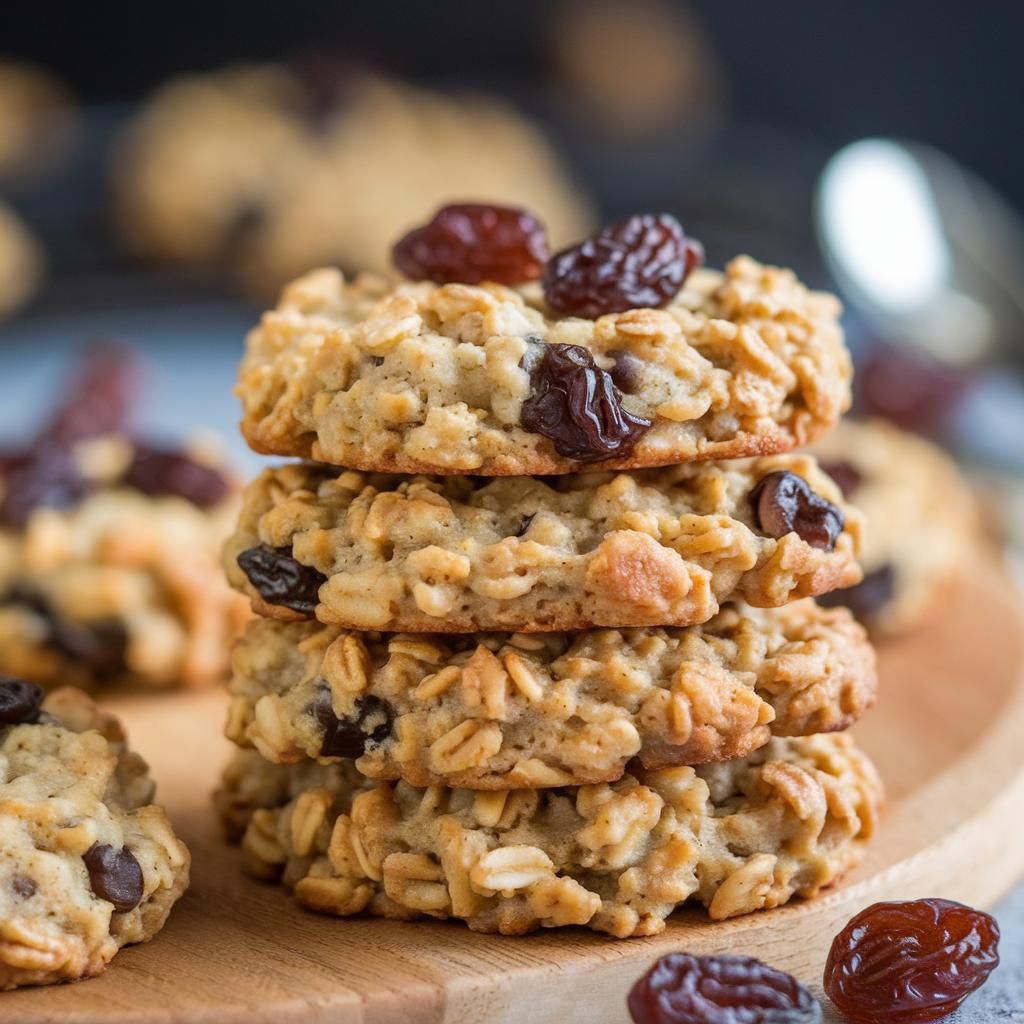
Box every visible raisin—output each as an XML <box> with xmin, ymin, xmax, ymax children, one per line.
<box><xmin>824</xmin><ymin>898</ymin><xmax>1000</xmax><ymax>1023</ymax></box>
<box><xmin>819</xmin><ymin>460</ymin><xmax>863</xmax><ymax>499</ymax></box>
<box><xmin>82</xmin><ymin>844</ymin><xmax>144</xmax><ymax>913</ymax></box>
<box><xmin>520</xmin><ymin>342</ymin><xmax>652</xmax><ymax>460</ymax></box>
<box><xmin>309</xmin><ymin>685</ymin><xmax>394</xmax><ymax>759</ymax></box>
<box><xmin>41</xmin><ymin>344</ymin><xmax>138</xmax><ymax>446</ymax></box>
<box><xmin>607</xmin><ymin>349</ymin><xmax>645</xmax><ymax>394</ymax></box>
<box><xmin>515</xmin><ymin>514</ymin><xmax>536</xmax><ymax>537</ymax></box>
<box><xmin>123</xmin><ymin>443</ymin><xmax>231</xmax><ymax>507</ymax></box>
<box><xmin>10</xmin><ymin>875</ymin><xmax>36</xmax><ymax>898</ymax></box>
<box><xmin>628</xmin><ymin>953</ymin><xmax>821</xmax><ymax>1024</ymax></box>
<box><xmin>236</xmin><ymin>544</ymin><xmax>327</xmax><ymax>617</ymax></box>
<box><xmin>544</xmin><ymin>213</ymin><xmax>703</xmax><ymax>318</ymax></box>
<box><xmin>818</xmin><ymin>564</ymin><xmax>896</xmax><ymax>619</ymax></box>
<box><xmin>0</xmin><ymin>445</ymin><xmax>91</xmax><ymax>527</ymax></box>
<box><xmin>750</xmin><ymin>471</ymin><xmax>844</xmax><ymax>551</ymax></box>
<box><xmin>0</xmin><ymin>675</ymin><xmax>44</xmax><ymax>725</ymax></box>
<box><xmin>393</xmin><ymin>203</ymin><xmax>549</xmax><ymax>285</ymax></box>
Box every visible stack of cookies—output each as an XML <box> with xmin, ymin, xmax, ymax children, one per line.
<box><xmin>217</xmin><ymin>206</ymin><xmax>883</xmax><ymax>937</ymax></box>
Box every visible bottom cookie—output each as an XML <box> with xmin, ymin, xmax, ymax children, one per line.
<box><xmin>221</xmin><ymin>734</ymin><xmax>882</xmax><ymax>938</ymax></box>
<box><xmin>0</xmin><ymin>681</ymin><xmax>190</xmax><ymax>990</ymax></box>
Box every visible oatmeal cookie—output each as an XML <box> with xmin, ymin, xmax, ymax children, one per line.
<box><xmin>0</xmin><ymin>201</ymin><xmax>42</xmax><ymax>320</ymax></box>
<box><xmin>0</xmin><ymin>681</ymin><xmax>190</xmax><ymax>989</ymax></box>
<box><xmin>812</xmin><ymin>419</ymin><xmax>977</xmax><ymax>635</ymax></box>
<box><xmin>0</xmin><ymin>61</ymin><xmax>76</xmax><ymax>182</ymax></box>
<box><xmin>236</xmin><ymin>256</ymin><xmax>850</xmax><ymax>474</ymax></box>
<box><xmin>114</xmin><ymin>66</ymin><xmax>590</xmax><ymax>294</ymax></box>
<box><xmin>227</xmin><ymin>733</ymin><xmax>881</xmax><ymax>937</ymax></box>
<box><xmin>224</xmin><ymin>603</ymin><xmax>877</xmax><ymax>788</ymax></box>
<box><xmin>225</xmin><ymin>455</ymin><xmax>862</xmax><ymax>633</ymax></box>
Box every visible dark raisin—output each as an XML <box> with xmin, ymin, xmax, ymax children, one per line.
<box><xmin>515</xmin><ymin>514</ymin><xmax>536</xmax><ymax>537</ymax></box>
<box><xmin>749</xmin><ymin>471</ymin><xmax>844</xmax><ymax>551</ymax></box>
<box><xmin>82</xmin><ymin>844</ymin><xmax>144</xmax><ymax>913</ymax></box>
<box><xmin>0</xmin><ymin>676</ymin><xmax>45</xmax><ymax>725</ymax></box>
<box><xmin>289</xmin><ymin>50</ymin><xmax>363</xmax><ymax>128</ymax></box>
<box><xmin>41</xmin><ymin>344</ymin><xmax>138</xmax><ymax>446</ymax></box>
<box><xmin>520</xmin><ymin>342</ymin><xmax>652</xmax><ymax>461</ymax></box>
<box><xmin>10</xmin><ymin>875</ymin><xmax>37</xmax><ymax>898</ymax></box>
<box><xmin>544</xmin><ymin>213</ymin><xmax>703</xmax><ymax>318</ymax></box>
<box><xmin>0</xmin><ymin>444</ymin><xmax>91</xmax><ymax>527</ymax></box>
<box><xmin>218</xmin><ymin>200</ymin><xmax>268</xmax><ymax>261</ymax></box>
<box><xmin>236</xmin><ymin>544</ymin><xmax>327</xmax><ymax>616</ymax></box>
<box><xmin>820</xmin><ymin>460</ymin><xmax>863</xmax><ymax>499</ymax></box>
<box><xmin>607</xmin><ymin>349</ymin><xmax>645</xmax><ymax>394</ymax></box>
<box><xmin>123</xmin><ymin>443</ymin><xmax>231</xmax><ymax>507</ymax></box>
<box><xmin>824</xmin><ymin>898</ymin><xmax>1000</xmax><ymax>1024</ymax></box>
<box><xmin>818</xmin><ymin>564</ymin><xmax>896</xmax><ymax>620</ymax></box>
<box><xmin>629</xmin><ymin>953</ymin><xmax>822</xmax><ymax>1024</ymax></box>
<box><xmin>393</xmin><ymin>203</ymin><xmax>549</xmax><ymax>285</ymax></box>
<box><xmin>309</xmin><ymin>685</ymin><xmax>394</xmax><ymax>759</ymax></box>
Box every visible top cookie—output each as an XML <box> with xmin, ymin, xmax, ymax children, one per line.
<box><xmin>237</xmin><ymin>251</ymin><xmax>850</xmax><ymax>475</ymax></box>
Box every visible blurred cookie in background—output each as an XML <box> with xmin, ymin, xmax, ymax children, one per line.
<box><xmin>113</xmin><ymin>63</ymin><xmax>593</xmax><ymax>295</ymax></box>
<box><xmin>0</xmin><ymin>60</ymin><xmax>77</xmax><ymax>184</ymax></box>
<box><xmin>812</xmin><ymin>418</ymin><xmax>979</xmax><ymax>637</ymax></box>
<box><xmin>0</xmin><ymin>346</ymin><xmax>249</xmax><ymax>692</ymax></box>
<box><xmin>0</xmin><ymin>201</ymin><xmax>42</xmax><ymax>319</ymax></box>
<box><xmin>547</xmin><ymin>0</ymin><xmax>724</xmax><ymax>138</ymax></box>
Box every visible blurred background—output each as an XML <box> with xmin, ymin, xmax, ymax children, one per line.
<box><xmin>1</xmin><ymin>0</ymin><xmax>1023</xmax><ymax>488</ymax></box>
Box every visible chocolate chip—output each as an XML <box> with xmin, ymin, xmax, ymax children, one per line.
<box><xmin>607</xmin><ymin>349</ymin><xmax>645</xmax><ymax>395</ymax></box>
<box><xmin>515</xmin><ymin>514</ymin><xmax>536</xmax><ymax>537</ymax></box>
<box><xmin>236</xmin><ymin>544</ymin><xmax>327</xmax><ymax>617</ymax></box>
<box><xmin>520</xmin><ymin>342</ymin><xmax>652</xmax><ymax>461</ymax></box>
<box><xmin>82</xmin><ymin>844</ymin><xmax>144</xmax><ymax>912</ymax></box>
<box><xmin>819</xmin><ymin>564</ymin><xmax>896</xmax><ymax>619</ymax></box>
<box><xmin>749</xmin><ymin>470</ymin><xmax>844</xmax><ymax>551</ymax></box>
<box><xmin>0</xmin><ymin>676</ymin><xmax>44</xmax><ymax>725</ymax></box>
<box><xmin>308</xmin><ymin>685</ymin><xmax>394</xmax><ymax>759</ymax></box>
<box><xmin>11</xmin><ymin>875</ymin><xmax>36</xmax><ymax>898</ymax></box>
<box><xmin>123</xmin><ymin>443</ymin><xmax>231</xmax><ymax>507</ymax></box>
<box><xmin>820</xmin><ymin>460</ymin><xmax>863</xmax><ymax>499</ymax></box>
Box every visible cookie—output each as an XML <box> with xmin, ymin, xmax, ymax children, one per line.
<box><xmin>225</xmin><ymin>454</ymin><xmax>863</xmax><ymax>633</ymax></box>
<box><xmin>236</xmin><ymin>255</ymin><xmax>850</xmax><ymax>475</ymax></box>
<box><xmin>0</xmin><ymin>681</ymin><xmax>190</xmax><ymax>989</ymax></box>
<box><xmin>812</xmin><ymin>419</ymin><xmax>976</xmax><ymax>635</ymax></box>
<box><xmin>0</xmin><ymin>60</ymin><xmax>75</xmax><ymax>182</ymax></box>
<box><xmin>224</xmin><ymin>733</ymin><xmax>881</xmax><ymax>937</ymax></box>
<box><xmin>114</xmin><ymin>66</ymin><xmax>591</xmax><ymax>295</ymax></box>
<box><xmin>225</xmin><ymin>602</ymin><xmax>877</xmax><ymax>788</ymax></box>
<box><xmin>0</xmin><ymin>201</ymin><xmax>42</xmax><ymax>320</ymax></box>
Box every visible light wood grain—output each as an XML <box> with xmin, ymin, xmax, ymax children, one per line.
<box><xmin>5</xmin><ymin>560</ymin><xmax>1024</xmax><ymax>1023</ymax></box>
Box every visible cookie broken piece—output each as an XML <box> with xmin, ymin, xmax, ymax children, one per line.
<box><xmin>225</xmin><ymin>455</ymin><xmax>863</xmax><ymax>632</ymax></box>
<box><xmin>0</xmin><ymin>683</ymin><xmax>189</xmax><ymax>989</ymax></box>
<box><xmin>236</xmin><ymin>256</ymin><xmax>851</xmax><ymax>475</ymax></box>
<box><xmin>223</xmin><ymin>733</ymin><xmax>881</xmax><ymax>937</ymax></box>
<box><xmin>225</xmin><ymin>602</ymin><xmax>877</xmax><ymax>788</ymax></box>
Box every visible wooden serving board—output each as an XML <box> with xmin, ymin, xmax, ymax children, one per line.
<box><xmin>7</xmin><ymin>559</ymin><xmax>1024</xmax><ymax>1023</ymax></box>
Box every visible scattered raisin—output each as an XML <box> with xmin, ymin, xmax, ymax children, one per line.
<box><xmin>515</xmin><ymin>514</ymin><xmax>536</xmax><ymax>537</ymax></box>
<box><xmin>824</xmin><ymin>898</ymin><xmax>1000</xmax><ymax>1023</ymax></box>
<box><xmin>393</xmin><ymin>203</ymin><xmax>549</xmax><ymax>285</ymax></box>
<box><xmin>236</xmin><ymin>544</ymin><xmax>327</xmax><ymax>616</ymax></box>
<box><xmin>544</xmin><ymin>213</ymin><xmax>703</xmax><ymax>318</ymax></box>
<box><xmin>309</xmin><ymin>685</ymin><xmax>394</xmax><ymax>759</ymax></box>
<box><xmin>82</xmin><ymin>843</ymin><xmax>144</xmax><ymax>913</ymax></box>
<box><xmin>607</xmin><ymin>349</ymin><xmax>645</xmax><ymax>394</ymax></box>
<box><xmin>10</xmin><ymin>875</ymin><xmax>36</xmax><ymax>899</ymax></box>
<box><xmin>0</xmin><ymin>676</ymin><xmax>44</xmax><ymax>725</ymax></box>
<box><xmin>123</xmin><ymin>443</ymin><xmax>231</xmax><ymax>507</ymax></box>
<box><xmin>819</xmin><ymin>564</ymin><xmax>896</xmax><ymax>619</ymax></box>
<box><xmin>41</xmin><ymin>344</ymin><xmax>138</xmax><ymax>446</ymax></box>
<box><xmin>629</xmin><ymin>953</ymin><xmax>821</xmax><ymax>1024</ymax></box>
<box><xmin>750</xmin><ymin>471</ymin><xmax>844</xmax><ymax>551</ymax></box>
<box><xmin>520</xmin><ymin>342</ymin><xmax>652</xmax><ymax>460</ymax></box>
<box><xmin>820</xmin><ymin>460</ymin><xmax>863</xmax><ymax>499</ymax></box>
